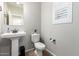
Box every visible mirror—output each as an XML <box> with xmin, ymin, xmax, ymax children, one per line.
<box><xmin>4</xmin><ymin>2</ymin><xmax>24</xmax><ymax>25</ymax></box>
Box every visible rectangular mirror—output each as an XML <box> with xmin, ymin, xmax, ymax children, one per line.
<box><xmin>4</xmin><ymin>2</ymin><xmax>24</xmax><ymax>25</ymax></box>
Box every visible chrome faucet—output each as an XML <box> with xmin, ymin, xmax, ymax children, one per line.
<box><xmin>11</xmin><ymin>28</ymin><xmax>18</xmax><ymax>33</ymax></box>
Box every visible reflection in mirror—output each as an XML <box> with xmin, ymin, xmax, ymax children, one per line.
<box><xmin>4</xmin><ymin>2</ymin><xmax>24</xmax><ymax>25</ymax></box>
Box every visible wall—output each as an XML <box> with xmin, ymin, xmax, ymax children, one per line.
<box><xmin>41</xmin><ymin>2</ymin><xmax>79</xmax><ymax>56</ymax></box>
<box><xmin>0</xmin><ymin>3</ymin><xmax>11</xmax><ymax>56</ymax></box>
<box><xmin>23</xmin><ymin>2</ymin><xmax>41</xmax><ymax>50</ymax></box>
<box><xmin>0</xmin><ymin>3</ymin><xmax>2</xmax><ymax>34</ymax></box>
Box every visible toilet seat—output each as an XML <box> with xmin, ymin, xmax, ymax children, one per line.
<box><xmin>34</xmin><ymin>42</ymin><xmax>45</xmax><ymax>50</ymax></box>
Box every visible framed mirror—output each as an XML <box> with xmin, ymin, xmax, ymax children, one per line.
<box><xmin>4</xmin><ymin>2</ymin><xmax>24</xmax><ymax>25</ymax></box>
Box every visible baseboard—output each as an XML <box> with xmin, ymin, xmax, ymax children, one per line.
<box><xmin>25</xmin><ymin>48</ymin><xmax>34</xmax><ymax>52</ymax></box>
<box><xmin>46</xmin><ymin>49</ymin><xmax>56</xmax><ymax>56</ymax></box>
<box><xmin>0</xmin><ymin>53</ymin><xmax>10</xmax><ymax>56</ymax></box>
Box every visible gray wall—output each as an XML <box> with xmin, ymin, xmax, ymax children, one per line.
<box><xmin>23</xmin><ymin>2</ymin><xmax>41</xmax><ymax>50</ymax></box>
<box><xmin>41</xmin><ymin>2</ymin><xmax>79</xmax><ymax>56</ymax></box>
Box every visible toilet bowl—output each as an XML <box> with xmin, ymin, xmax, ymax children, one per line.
<box><xmin>34</xmin><ymin>42</ymin><xmax>45</xmax><ymax>56</ymax></box>
<box><xmin>35</xmin><ymin>42</ymin><xmax>45</xmax><ymax>50</ymax></box>
<box><xmin>31</xmin><ymin>32</ymin><xmax>46</xmax><ymax>56</ymax></box>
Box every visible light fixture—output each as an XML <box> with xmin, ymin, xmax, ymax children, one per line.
<box><xmin>16</xmin><ymin>2</ymin><xmax>20</xmax><ymax>4</ymax></box>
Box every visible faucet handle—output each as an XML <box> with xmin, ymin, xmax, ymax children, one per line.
<box><xmin>7</xmin><ymin>28</ymin><xmax>10</xmax><ymax>33</ymax></box>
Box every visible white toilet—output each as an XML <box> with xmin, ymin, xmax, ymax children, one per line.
<box><xmin>31</xmin><ymin>32</ymin><xmax>45</xmax><ymax>56</ymax></box>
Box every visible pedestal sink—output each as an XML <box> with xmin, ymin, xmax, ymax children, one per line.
<box><xmin>0</xmin><ymin>31</ymin><xmax>26</xmax><ymax>56</ymax></box>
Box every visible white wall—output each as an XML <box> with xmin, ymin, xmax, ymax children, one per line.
<box><xmin>0</xmin><ymin>2</ymin><xmax>3</xmax><ymax>34</ymax></box>
<box><xmin>0</xmin><ymin>2</ymin><xmax>11</xmax><ymax>56</ymax></box>
<box><xmin>41</xmin><ymin>2</ymin><xmax>79</xmax><ymax>56</ymax></box>
<box><xmin>23</xmin><ymin>2</ymin><xmax>41</xmax><ymax>50</ymax></box>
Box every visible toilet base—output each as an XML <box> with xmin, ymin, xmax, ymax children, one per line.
<box><xmin>34</xmin><ymin>50</ymin><xmax>43</xmax><ymax>56</ymax></box>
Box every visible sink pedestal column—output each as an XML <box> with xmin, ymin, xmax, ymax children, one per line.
<box><xmin>11</xmin><ymin>38</ymin><xmax>19</xmax><ymax>56</ymax></box>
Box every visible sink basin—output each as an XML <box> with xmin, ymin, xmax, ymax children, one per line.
<box><xmin>0</xmin><ymin>31</ymin><xmax>26</xmax><ymax>39</ymax></box>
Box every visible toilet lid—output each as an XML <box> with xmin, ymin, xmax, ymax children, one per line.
<box><xmin>34</xmin><ymin>42</ymin><xmax>45</xmax><ymax>50</ymax></box>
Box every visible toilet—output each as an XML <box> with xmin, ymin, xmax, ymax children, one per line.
<box><xmin>31</xmin><ymin>32</ymin><xmax>45</xmax><ymax>56</ymax></box>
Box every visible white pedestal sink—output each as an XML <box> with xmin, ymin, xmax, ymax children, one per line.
<box><xmin>0</xmin><ymin>31</ymin><xmax>26</xmax><ymax>56</ymax></box>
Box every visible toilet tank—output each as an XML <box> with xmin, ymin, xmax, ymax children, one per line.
<box><xmin>31</xmin><ymin>33</ymin><xmax>40</xmax><ymax>43</ymax></box>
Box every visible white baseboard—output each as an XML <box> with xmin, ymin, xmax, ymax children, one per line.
<box><xmin>46</xmin><ymin>49</ymin><xmax>56</xmax><ymax>56</ymax></box>
<box><xmin>0</xmin><ymin>53</ymin><xmax>9</xmax><ymax>56</ymax></box>
<box><xmin>25</xmin><ymin>48</ymin><xmax>34</xmax><ymax>52</ymax></box>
